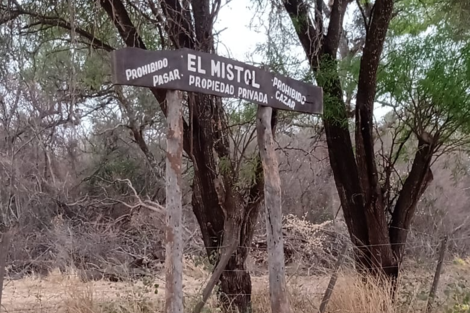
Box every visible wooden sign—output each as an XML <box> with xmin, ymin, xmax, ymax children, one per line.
<box><xmin>111</xmin><ymin>47</ymin><xmax>323</xmax><ymax>114</ymax></box>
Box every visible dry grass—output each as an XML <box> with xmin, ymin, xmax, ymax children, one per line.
<box><xmin>2</xmin><ymin>259</ymin><xmax>469</xmax><ymax>313</ymax></box>
<box><xmin>327</xmin><ymin>272</ymin><xmax>399</xmax><ymax>313</ymax></box>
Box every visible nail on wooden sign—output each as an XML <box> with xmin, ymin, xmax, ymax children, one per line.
<box><xmin>111</xmin><ymin>47</ymin><xmax>323</xmax><ymax>114</ymax></box>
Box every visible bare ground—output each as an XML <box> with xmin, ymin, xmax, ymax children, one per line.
<box><xmin>1</xmin><ymin>258</ymin><xmax>469</xmax><ymax>313</ymax></box>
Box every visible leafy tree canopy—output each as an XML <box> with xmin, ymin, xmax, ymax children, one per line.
<box><xmin>378</xmin><ymin>30</ymin><xmax>470</xmax><ymax>149</ymax></box>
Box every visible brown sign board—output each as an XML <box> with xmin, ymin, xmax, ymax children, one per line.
<box><xmin>111</xmin><ymin>47</ymin><xmax>323</xmax><ymax>114</ymax></box>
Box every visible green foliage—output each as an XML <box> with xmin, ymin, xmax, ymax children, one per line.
<box><xmin>444</xmin><ymin>276</ymin><xmax>470</xmax><ymax>313</ymax></box>
<box><xmin>79</xmin><ymin>51</ymin><xmax>111</xmax><ymax>91</ymax></box>
<box><xmin>337</xmin><ymin>54</ymin><xmax>361</xmax><ymax>99</ymax></box>
<box><xmin>86</xmin><ymin>148</ymin><xmax>155</xmax><ymax>196</ymax></box>
<box><xmin>218</xmin><ymin>156</ymin><xmax>232</xmax><ymax>175</ymax></box>
<box><xmin>238</xmin><ymin>155</ymin><xmax>260</xmax><ymax>187</ymax></box>
<box><xmin>389</xmin><ymin>0</ymin><xmax>441</xmax><ymax>36</ymax></box>
<box><xmin>390</xmin><ymin>0</ymin><xmax>470</xmax><ymax>39</ymax></box>
<box><xmin>377</xmin><ymin>31</ymin><xmax>470</xmax><ymax>141</ymax></box>
<box><xmin>317</xmin><ymin>55</ymin><xmax>350</xmax><ymax>128</ymax></box>
<box><xmin>103</xmin><ymin>158</ymin><xmax>140</xmax><ymax>179</ymax></box>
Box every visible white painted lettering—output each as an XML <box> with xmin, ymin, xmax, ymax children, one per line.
<box><xmin>188</xmin><ymin>54</ymin><xmax>197</xmax><ymax>72</ymax></box>
<box><xmin>195</xmin><ymin>76</ymin><xmax>201</xmax><ymax>88</ymax></box>
<box><xmin>227</xmin><ymin>64</ymin><xmax>234</xmax><ymax>80</ymax></box>
<box><xmin>126</xmin><ymin>58</ymin><xmax>169</xmax><ymax>81</ymax></box>
<box><xmin>244</xmin><ymin>70</ymin><xmax>251</xmax><ymax>85</ymax></box>
<box><xmin>211</xmin><ymin>60</ymin><xmax>221</xmax><ymax>77</ymax></box>
<box><xmin>152</xmin><ymin>69</ymin><xmax>181</xmax><ymax>87</ymax></box>
<box><xmin>197</xmin><ymin>56</ymin><xmax>206</xmax><ymax>74</ymax></box>
<box><xmin>251</xmin><ymin>71</ymin><xmax>260</xmax><ymax>88</ymax></box>
<box><xmin>234</xmin><ymin>65</ymin><xmax>243</xmax><ymax>82</ymax></box>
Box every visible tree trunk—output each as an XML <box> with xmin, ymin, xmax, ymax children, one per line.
<box><xmin>189</xmin><ymin>93</ymin><xmax>263</xmax><ymax>313</ymax></box>
<box><xmin>219</xmin><ymin>247</ymin><xmax>253</xmax><ymax>313</ymax></box>
<box><xmin>282</xmin><ymin>0</ymin><xmax>419</xmax><ymax>289</ymax></box>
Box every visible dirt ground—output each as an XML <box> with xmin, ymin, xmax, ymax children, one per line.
<box><xmin>1</xmin><ymin>258</ymin><xmax>468</xmax><ymax>312</ymax></box>
<box><xmin>1</xmin><ymin>268</ymin><xmax>329</xmax><ymax>312</ymax></box>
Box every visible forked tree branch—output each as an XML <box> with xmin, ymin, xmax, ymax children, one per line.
<box><xmin>114</xmin><ymin>178</ymin><xmax>166</xmax><ymax>213</ymax></box>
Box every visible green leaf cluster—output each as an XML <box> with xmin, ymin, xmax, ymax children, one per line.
<box><xmin>378</xmin><ymin>30</ymin><xmax>470</xmax><ymax>140</ymax></box>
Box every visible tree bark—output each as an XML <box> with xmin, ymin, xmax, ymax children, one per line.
<box><xmin>256</xmin><ymin>106</ymin><xmax>291</xmax><ymax>313</ymax></box>
<box><xmin>354</xmin><ymin>0</ymin><xmax>396</xmax><ymax>276</ymax></box>
<box><xmin>390</xmin><ymin>135</ymin><xmax>436</xmax><ymax>262</ymax></box>
<box><xmin>188</xmin><ymin>92</ymin><xmax>263</xmax><ymax>313</ymax></box>
<box><xmin>164</xmin><ymin>90</ymin><xmax>184</xmax><ymax>313</ymax></box>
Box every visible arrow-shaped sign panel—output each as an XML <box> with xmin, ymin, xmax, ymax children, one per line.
<box><xmin>111</xmin><ymin>47</ymin><xmax>323</xmax><ymax>115</ymax></box>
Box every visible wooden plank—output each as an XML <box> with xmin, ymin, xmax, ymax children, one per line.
<box><xmin>164</xmin><ymin>90</ymin><xmax>184</xmax><ymax>313</ymax></box>
<box><xmin>256</xmin><ymin>105</ymin><xmax>292</xmax><ymax>313</ymax></box>
<box><xmin>111</xmin><ymin>47</ymin><xmax>323</xmax><ymax>114</ymax></box>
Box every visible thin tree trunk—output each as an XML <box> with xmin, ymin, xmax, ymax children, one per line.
<box><xmin>165</xmin><ymin>90</ymin><xmax>184</xmax><ymax>313</ymax></box>
<box><xmin>256</xmin><ymin>105</ymin><xmax>291</xmax><ymax>313</ymax></box>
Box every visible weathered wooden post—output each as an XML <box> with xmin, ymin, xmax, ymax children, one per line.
<box><xmin>165</xmin><ymin>90</ymin><xmax>184</xmax><ymax>313</ymax></box>
<box><xmin>111</xmin><ymin>47</ymin><xmax>323</xmax><ymax>312</ymax></box>
<box><xmin>257</xmin><ymin>106</ymin><xmax>292</xmax><ymax>313</ymax></box>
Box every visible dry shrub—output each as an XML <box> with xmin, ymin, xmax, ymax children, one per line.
<box><xmin>328</xmin><ymin>272</ymin><xmax>397</xmax><ymax>313</ymax></box>
<box><xmin>251</xmin><ymin>214</ymin><xmax>348</xmax><ymax>274</ymax></box>
<box><xmin>63</xmin><ymin>284</ymin><xmax>95</xmax><ymax>313</ymax></box>
<box><xmin>61</xmin><ymin>270</ymin><xmax>164</xmax><ymax>313</ymax></box>
<box><xmin>250</xmin><ymin>282</ymin><xmax>318</xmax><ymax>312</ymax></box>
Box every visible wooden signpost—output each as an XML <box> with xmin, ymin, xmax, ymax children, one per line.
<box><xmin>111</xmin><ymin>47</ymin><xmax>323</xmax><ymax>114</ymax></box>
<box><xmin>111</xmin><ymin>47</ymin><xmax>323</xmax><ymax>313</ymax></box>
